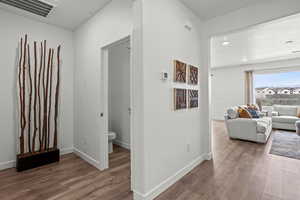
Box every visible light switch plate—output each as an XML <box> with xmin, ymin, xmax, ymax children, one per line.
<box><xmin>162</xmin><ymin>71</ymin><xmax>168</xmax><ymax>81</ymax></box>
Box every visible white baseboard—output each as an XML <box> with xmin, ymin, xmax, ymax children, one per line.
<box><xmin>0</xmin><ymin>147</ymin><xmax>74</xmax><ymax>171</ymax></box>
<box><xmin>73</xmin><ymin>148</ymin><xmax>101</xmax><ymax>170</ymax></box>
<box><xmin>61</xmin><ymin>147</ymin><xmax>74</xmax><ymax>155</ymax></box>
<box><xmin>212</xmin><ymin>118</ymin><xmax>225</xmax><ymax>121</ymax></box>
<box><xmin>114</xmin><ymin>140</ymin><xmax>130</xmax><ymax>150</ymax></box>
<box><xmin>204</xmin><ymin>152</ymin><xmax>212</xmax><ymax>160</ymax></box>
<box><xmin>133</xmin><ymin>153</ymin><xmax>207</xmax><ymax>200</ymax></box>
<box><xmin>0</xmin><ymin>160</ymin><xmax>16</xmax><ymax>171</ymax></box>
<box><xmin>133</xmin><ymin>190</ymin><xmax>146</xmax><ymax>200</ymax></box>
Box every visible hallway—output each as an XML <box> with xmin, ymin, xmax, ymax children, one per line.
<box><xmin>1</xmin><ymin>122</ymin><xmax>300</xmax><ymax>199</ymax></box>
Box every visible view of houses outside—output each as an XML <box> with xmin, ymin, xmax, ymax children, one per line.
<box><xmin>254</xmin><ymin>71</ymin><xmax>300</xmax><ymax>106</ymax></box>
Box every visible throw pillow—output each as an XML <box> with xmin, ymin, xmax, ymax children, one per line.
<box><xmin>238</xmin><ymin>107</ymin><xmax>252</xmax><ymax>118</ymax></box>
<box><xmin>252</xmin><ymin>104</ymin><xmax>260</xmax><ymax>111</ymax></box>
<box><xmin>247</xmin><ymin>104</ymin><xmax>259</xmax><ymax>111</ymax></box>
<box><xmin>246</xmin><ymin>108</ymin><xmax>259</xmax><ymax>118</ymax></box>
<box><xmin>227</xmin><ymin>107</ymin><xmax>238</xmax><ymax>119</ymax></box>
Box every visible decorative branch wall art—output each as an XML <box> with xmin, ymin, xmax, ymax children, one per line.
<box><xmin>174</xmin><ymin>88</ymin><xmax>187</xmax><ymax>110</ymax></box>
<box><xmin>174</xmin><ymin>60</ymin><xmax>187</xmax><ymax>83</ymax></box>
<box><xmin>188</xmin><ymin>90</ymin><xmax>199</xmax><ymax>108</ymax></box>
<box><xmin>188</xmin><ymin>65</ymin><xmax>198</xmax><ymax>85</ymax></box>
<box><xmin>16</xmin><ymin>35</ymin><xmax>61</xmax><ymax>172</ymax></box>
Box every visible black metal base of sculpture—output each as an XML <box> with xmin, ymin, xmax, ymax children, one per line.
<box><xmin>16</xmin><ymin>148</ymin><xmax>60</xmax><ymax>172</ymax></box>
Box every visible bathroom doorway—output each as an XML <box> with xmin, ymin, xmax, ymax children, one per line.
<box><xmin>108</xmin><ymin>38</ymin><xmax>131</xmax><ymax>153</ymax></box>
<box><xmin>100</xmin><ymin>36</ymin><xmax>132</xmax><ymax>174</ymax></box>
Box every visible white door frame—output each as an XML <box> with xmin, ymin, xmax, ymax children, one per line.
<box><xmin>100</xmin><ymin>35</ymin><xmax>134</xmax><ymax>188</ymax></box>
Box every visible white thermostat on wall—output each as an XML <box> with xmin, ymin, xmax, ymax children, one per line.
<box><xmin>161</xmin><ymin>71</ymin><xmax>168</xmax><ymax>81</ymax></box>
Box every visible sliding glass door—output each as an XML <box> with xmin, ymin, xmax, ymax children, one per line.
<box><xmin>254</xmin><ymin>70</ymin><xmax>300</xmax><ymax>107</ymax></box>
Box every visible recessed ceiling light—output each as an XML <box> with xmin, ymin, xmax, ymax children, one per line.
<box><xmin>222</xmin><ymin>41</ymin><xmax>230</xmax><ymax>46</ymax></box>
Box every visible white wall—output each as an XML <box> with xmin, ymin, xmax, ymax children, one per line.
<box><xmin>138</xmin><ymin>0</ymin><xmax>208</xmax><ymax>198</ymax></box>
<box><xmin>211</xmin><ymin>66</ymin><xmax>245</xmax><ymax>120</ymax></box>
<box><xmin>211</xmin><ymin>58</ymin><xmax>300</xmax><ymax>120</ymax></box>
<box><xmin>0</xmin><ymin>9</ymin><xmax>74</xmax><ymax>169</ymax></box>
<box><xmin>108</xmin><ymin>41</ymin><xmax>131</xmax><ymax>149</ymax></box>
<box><xmin>74</xmin><ymin>0</ymin><xmax>132</xmax><ymax>167</ymax></box>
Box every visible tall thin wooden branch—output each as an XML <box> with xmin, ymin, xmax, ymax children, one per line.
<box><xmin>44</xmin><ymin>49</ymin><xmax>51</xmax><ymax>150</ymax></box>
<box><xmin>18</xmin><ymin>38</ymin><xmax>24</xmax><ymax>154</ymax></box>
<box><xmin>27</xmin><ymin>44</ymin><xmax>33</xmax><ymax>153</ymax></box>
<box><xmin>54</xmin><ymin>45</ymin><xmax>61</xmax><ymax>149</ymax></box>
<box><xmin>42</xmin><ymin>41</ymin><xmax>47</xmax><ymax>151</ymax></box>
<box><xmin>38</xmin><ymin>42</ymin><xmax>43</xmax><ymax>151</ymax></box>
<box><xmin>48</xmin><ymin>49</ymin><xmax>54</xmax><ymax>149</ymax></box>
<box><xmin>18</xmin><ymin>36</ymin><xmax>62</xmax><ymax>154</ymax></box>
<box><xmin>32</xmin><ymin>42</ymin><xmax>38</xmax><ymax>152</ymax></box>
<box><xmin>21</xmin><ymin>35</ymin><xmax>28</xmax><ymax>154</ymax></box>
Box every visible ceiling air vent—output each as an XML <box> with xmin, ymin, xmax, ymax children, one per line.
<box><xmin>0</xmin><ymin>0</ymin><xmax>54</xmax><ymax>17</ymax></box>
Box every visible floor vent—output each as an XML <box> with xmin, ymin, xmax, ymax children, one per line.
<box><xmin>0</xmin><ymin>0</ymin><xmax>54</xmax><ymax>17</ymax></box>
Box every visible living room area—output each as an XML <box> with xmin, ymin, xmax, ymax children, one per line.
<box><xmin>208</xmin><ymin>12</ymin><xmax>300</xmax><ymax>199</ymax></box>
<box><xmin>211</xmin><ymin>13</ymin><xmax>300</xmax><ymax>167</ymax></box>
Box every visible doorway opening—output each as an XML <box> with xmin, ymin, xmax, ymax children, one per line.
<box><xmin>100</xmin><ymin>36</ymin><xmax>132</xmax><ymax>187</ymax></box>
<box><xmin>107</xmin><ymin>38</ymin><xmax>131</xmax><ymax>159</ymax></box>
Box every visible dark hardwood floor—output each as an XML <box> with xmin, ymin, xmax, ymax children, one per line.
<box><xmin>1</xmin><ymin>121</ymin><xmax>300</xmax><ymax>200</ymax></box>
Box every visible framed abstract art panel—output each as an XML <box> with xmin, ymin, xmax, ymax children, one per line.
<box><xmin>188</xmin><ymin>89</ymin><xmax>199</xmax><ymax>108</ymax></box>
<box><xmin>174</xmin><ymin>88</ymin><xmax>187</xmax><ymax>110</ymax></box>
<box><xmin>188</xmin><ymin>65</ymin><xmax>198</xmax><ymax>85</ymax></box>
<box><xmin>174</xmin><ymin>60</ymin><xmax>187</xmax><ymax>83</ymax></box>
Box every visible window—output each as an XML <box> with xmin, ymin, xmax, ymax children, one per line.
<box><xmin>254</xmin><ymin>71</ymin><xmax>300</xmax><ymax>106</ymax></box>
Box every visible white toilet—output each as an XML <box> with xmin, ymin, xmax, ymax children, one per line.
<box><xmin>108</xmin><ymin>131</ymin><xmax>117</xmax><ymax>153</ymax></box>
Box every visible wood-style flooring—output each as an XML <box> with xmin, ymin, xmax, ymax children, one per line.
<box><xmin>157</xmin><ymin>121</ymin><xmax>300</xmax><ymax>200</ymax></box>
<box><xmin>1</xmin><ymin>121</ymin><xmax>300</xmax><ymax>200</ymax></box>
<box><xmin>0</xmin><ymin>145</ymin><xmax>131</xmax><ymax>200</ymax></box>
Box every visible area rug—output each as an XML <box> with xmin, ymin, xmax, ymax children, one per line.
<box><xmin>270</xmin><ymin>131</ymin><xmax>300</xmax><ymax>160</ymax></box>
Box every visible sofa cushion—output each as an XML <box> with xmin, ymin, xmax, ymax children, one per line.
<box><xmin>246</xmin><ymin>108</ymin><xmax>259</xmax><ymax>118</ymax></box>
<box><xmin>247</xmin><ymin>104</ymin><xmax>259</xmax><ymax>111</ymax></box>
<box><xmin>253</xmin><ymin>104</ymin><xmax>260</xmax><ymax>111</ymax></box>
<box><xmin>253</xmin><ymin>117</ymin><xmax>271</xmax><ymax>133</ymax></box>
<box><xmin>238</xmin><ymin>107</ymin><xmax>252</xmax><ymax>118</ymax></box>
<box><xmin>257</xmin><ymin>111</ymin><xmax>265</xmax><ymax>118</ymax></box>
<box><xmin>253</xmin><ymin>117</ymin><xmax>272</xmax><ymax>126</ymax></box>
<box><xmin>273</xmin><ymin>105</ymin><xmax>298</xmax><ymax>117</ymax></box>
<box><xmin>227</xmin><ymin>107</ymin><xmax>239</xmax><ymax>119</ymax></box>
<box><xmin>272</xmin><ymin>116</ymin><xmax>299</xmax><ymax>124</ymax></box>
<box><xmin>257</xmin><ymin>122</ymin><xmax>267</xmax><ymax>133</ymax></box>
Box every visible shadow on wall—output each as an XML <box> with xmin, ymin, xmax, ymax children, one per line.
<box><xmin>13</xmin><ymin>46</ymin><xmax>20</xmax><ymax>156</ymax></box>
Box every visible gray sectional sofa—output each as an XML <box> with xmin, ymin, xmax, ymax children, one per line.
<box><xmin>224</xmin><ymin>106</ymin><xmax>272</xmax><ymax>143</ymax></box>
<box><xmin>272</xmin><ymin>105</ymin><xmax>300</xmax><ymax>131</ymax></box>
<box><xmin>224</xmin><ymin>105</ymin><xmax>300</xmax><ymax>144</ymax></box>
